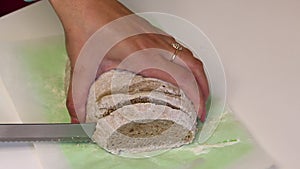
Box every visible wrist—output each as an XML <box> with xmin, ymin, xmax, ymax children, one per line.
<box><xmin>49</xmin><ymin>0</ymin><xmax>134</xmax><ymax>62</ymax></box>
<box><xmin>50</xmin><ymin>0</ymin><xmax>133</xmax><ymax>37</ymax></box>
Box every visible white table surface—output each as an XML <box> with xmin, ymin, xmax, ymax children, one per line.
<box><xmin>1</xmin><ymin>1</ymin><xmax>299</xmax><ymax>169</ymax></box>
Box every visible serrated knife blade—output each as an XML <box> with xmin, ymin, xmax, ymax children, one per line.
<box><xmin>0</xmin><ymin>123</ymin><xmax>96</xmax><ymax>143</ymax></box>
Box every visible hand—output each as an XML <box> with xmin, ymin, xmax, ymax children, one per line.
<box><xmin>103</xmin><ymin>35</ymin><xmax>209</xmax><ymax>120</ymax></box>
<box><xmin>50</xmin><ymin>0</ymin><xmax>209</xmax><ymax>123</ymax></box>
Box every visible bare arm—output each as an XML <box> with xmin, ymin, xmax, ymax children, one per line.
<box><xmin>49</xmin><ymin>0</ymin><xmax>209</xmax><ymax>123</ymax></box>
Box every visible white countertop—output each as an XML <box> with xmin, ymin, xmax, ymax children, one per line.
<box><xmin>1</xmin><ymin>1</ymin><xmax>299</xmax><ymax>168</ymax></box>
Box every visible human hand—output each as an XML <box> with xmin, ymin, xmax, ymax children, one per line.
<box><xmin>98</xmin><ymin>34</ymin><xmax>209</xmax><ymax>122</ymax></box>
<box><xmin>50</xmin><ymin>0</ymin><xmax>209</xmax><ymax>123</ymax></box>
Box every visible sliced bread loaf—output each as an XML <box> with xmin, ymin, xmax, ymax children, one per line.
<box><xmin>86</xmin><ymin>69</ymin><xmax>187</xmax><ymax>120</ymax></box>
<box><xmin>86</xmin><ymin>69</ymin><xmax>198</xmax><ymax>155</ymax></box>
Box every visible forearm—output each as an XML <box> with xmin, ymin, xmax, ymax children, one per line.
<box><xmin>50</xmin><ymin>0</ymin><xmax>133</xmax><ymax>34</ymax></box>
<box><xmin>49</xmin><ymin>0</ymin><xmax>133</xmax><ymax>61</ymax></box>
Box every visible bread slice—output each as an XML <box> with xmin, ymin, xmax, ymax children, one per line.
<box><xmin>86</xmin><ymin>69</ymin><xmax>188</xmax><ymax>120</ymax></box>
<box><xmin>91</xmin><ymin>69</ymin><xmax>182</xmax><ymax>98</ymax></box>
<box><xmin>92</xmin><ymin>103</ymin><xmax>197</xmax><ymax>154</ymax></box>
<box><xmin>87</xmin><ymin>92</ymin><xmax>196</xmax><ymax>122</ymax></box>
<box><xmin>86</xmin><ymin>69</ymin><xmax>198</xmax><ymax>155</ymax></box>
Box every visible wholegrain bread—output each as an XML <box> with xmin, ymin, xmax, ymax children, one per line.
<box><xmin>87</xmin><ymin>91</ymin><xmax>196</xmax><ymax>122</ymax></box>
<box><xmin>86</xmin><ymin>69</ymin><xmax>198</xmax><ymax>155</ymax></box>
<box><xmin>92</xmin><ymin>103</ymin><xmax>197</xmax><ymax>154</ymax></box>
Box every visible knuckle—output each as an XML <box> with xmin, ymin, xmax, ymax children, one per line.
<box><xmin>183</xmin><ymin>47</ymin><xmax>194</xmax><ymax>57</ymax></box>
<box><xmin>169</xmin><ymin>36</ymin><xmax>176</xmax><ymax>42</ymax></box>
<box><xmin>191</xmin><ymin>59</ymin><xmax>204</xmax><ymax>70</ymax></box>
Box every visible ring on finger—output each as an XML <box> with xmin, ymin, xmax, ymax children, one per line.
<box><xmin>170</xmin><ymin>42</ymin><xmax>183</xmax><ymax>62</ymax></box>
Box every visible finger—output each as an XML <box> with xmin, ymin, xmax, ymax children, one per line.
<box><xmin>65</xmin><ymin>66</ymin><xmax>80</xmax><ymax>123</ymax></box>
<box><xmin>116</xmin><ymin>50</ymin><xmax>200</xmax><ymax>105</ymax></box>
<box><xmin>167</xmin><ymin>44</ymin><xmax>209</xmax><ymax>99</ymax></box>
<box><xmin>160</xmin><ymin>37</ymin><xmax>209</xmax><ymax>121</ymax></box>
<box><xmin>67</xmin><ymin>61</ymin><xmax>98</xmax><ymax>123</ymax></box>
<box><xmin>188</xmin><ymin>56</ymin><xmax>210</xmax><ymax>100</ymax></box>
<box><xmin>66</xmin><ymin>75</ymin><xmax>87</xmax><ymax>123</ymax></box>
<box><xmin>66</xmin><ymin>85</ymin><xmax>80</xmax><ymax>123</ymax></box>
<box><xmin>139</xmin><ymin>68</ymin><xmax>178</xmax><ymax>87</ymax></box>
<box><xmin>179</xmin><ymin>50</ymin><xmax>209</xmax><ymax>121</ymax></box>
<box><xmin>139</xmin><ymin>67</ymin><xmax>201</xmax><ymax>113</ymax></box>
<box><xmin>190</xmin><ymin>58</ymin><xmax>209</xmax><ymax>122</ymax></box>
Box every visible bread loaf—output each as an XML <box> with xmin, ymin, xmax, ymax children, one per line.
<box><xmin>86</xmin><ymin>69</ymin><xmax>198</xmax><ymax>155</ymax></box>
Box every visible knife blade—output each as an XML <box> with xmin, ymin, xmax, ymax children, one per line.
<box><xmin>0</xmin><ymin>123</ymin><xmax>96</xmax><ymax>143</ymax></box>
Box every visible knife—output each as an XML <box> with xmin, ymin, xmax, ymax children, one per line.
<box><xmin>0</xmin><ymin>123</ymin><xmax>96</xmax><ymax>143</ymax></box>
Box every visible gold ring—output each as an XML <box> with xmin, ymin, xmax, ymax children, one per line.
<box><xmin>170</xmin><ymin>42</ymin><xmax>183</xmax><ymax>62</ymax></box>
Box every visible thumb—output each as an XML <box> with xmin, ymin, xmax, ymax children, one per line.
<box><xmin>66</xmin><ymin>85</ymin><xmax>81</xmax><ymax>123</ymax></box>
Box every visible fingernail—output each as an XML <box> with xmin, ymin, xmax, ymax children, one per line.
<box><xmin>71</xmin><ymin>118</ymin><xmax>80</xmax><ymax>124</ymax></box>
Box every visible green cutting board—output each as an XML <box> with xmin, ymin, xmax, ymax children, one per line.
<box><xmin>14</xmin><ymin>35</ymin><xmax>271</xmax><ymax>169</ymax></box>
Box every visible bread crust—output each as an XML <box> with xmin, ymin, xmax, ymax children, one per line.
<box><xmin>86</xmin><ymin>69</ymin><xmax>198</xmax><ymax>154</ymax></box>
